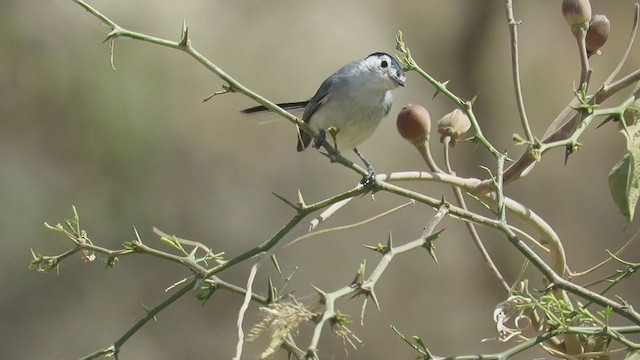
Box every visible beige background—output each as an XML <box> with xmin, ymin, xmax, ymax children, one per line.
<box><xmin>2</xmin><ymin>1</ymin><xmax>640</xmax><ymax>359</ymax></box>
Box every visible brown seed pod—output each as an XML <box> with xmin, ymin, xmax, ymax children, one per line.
<box><xmin>586</xmin><ymin>15</ymin><xmax>610</xmax><ymax>57</ymax></box>
<box><xmin>562</xmin><ymin>0</ymin><xmax>592</xmax><ymax>26</ymax></box>
<box><xmin>437</xmin><ymin>109</ymin><xmax>471</xmax><ymax>147</ymax></box>
<box><xmin>396</xmin><ymin>104</ymin><xmax>431</xmax><ymax>144</ymax></box>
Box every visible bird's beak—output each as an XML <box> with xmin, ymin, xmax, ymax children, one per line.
<box><xmin>395</xmin><ymin>76</ymin><xmax>406</xmax><ymax>87</ymax></box>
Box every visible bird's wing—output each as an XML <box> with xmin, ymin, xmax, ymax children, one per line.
<box><xmin>301</xmin><ymin>77</ymin><xmax>334</xmax><ymax>123</ymax></box>
<box><xmin>297</xmin><ymin>76</ymin><xmax>338</xmax><ymax>151</ymax></box>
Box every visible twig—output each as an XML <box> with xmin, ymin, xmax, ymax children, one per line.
<box><xmin>233</xmin><ymin>261</ymin><xmax>261</xmax><ymax>360</ymax></box>
<box><xmin>305</xmin><ymin>205</ymin><xmax>449</xmax><ymax>358</ymax></box>
<box><xmin>500</xmin><ymin>4</ymin><xmax>640</xmax><ymax>185</ymax></box>
<box><xmin>152</xmin><ymin>227</ymin><xmax>219</xmax><ymax>260</ymax></box>
<box><xmin>505</xmin><ymin>0</ymin><xmax>534</xmax><ymax>142</ymax></box>
<box><xmin>80</xmin><ymin>278</ymin><xmax>198</xmax><ymax>360</ymax></box>
<box><xmin>570</xmin><ymin>226</ymin><xmax>640</xmax><ymax>277</ymax></box>
<box><xmin>285</xmin><ymin>200</ymin><xmax>415</xmax><ymax>248</ymax></box>
<box><xmin>377</xmin><ymin>171</ymin><xmax>565</xmax><ymax>278</ymax></box>
<box><xmin>575</xmin><ymin>25</ymin><xmax>591</xmax><ymax>91</ymax></box>
<box><xmin>440</xmin><ymin>135</ymin><xmax>509</xmax><ymax>292</ymax></box>
<box><xmin>396</xmin><ymin>32</ymin><xmax>502</xmax><ymax>159</ymax></box>
<box><xmin>605</xmin><ymin>4</ymin><xmax>640</xmax><ymax>85</ymax></box>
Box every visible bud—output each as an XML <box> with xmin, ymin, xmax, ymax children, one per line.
<box><xmin>396</xmin><ymin>104</ymin><xmax>431</xmax><ymax>144</ymax></box>
<box><xmin>437</xmin><ymin>109</ymin><xmax>471</xmax><ymax>146</ymax></box>
<box><xmin>562</xmin><ymin>0</ymin><xmax>592</xmax><ymax>26</ymax></box>
<box><xmin>586</xmin><ymin>15</ymin><xmax>610</xmax><ymax>57</ymax></box>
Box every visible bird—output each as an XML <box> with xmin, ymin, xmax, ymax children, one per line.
<box><xmin>241</xmin><ymin>52</ymin><xmax>406</xmax><ymax>185</ymax></box>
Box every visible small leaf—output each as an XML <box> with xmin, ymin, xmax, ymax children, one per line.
<box><xmin>608</xmin><ymin>124</ymin><xmax>640</xmax><ymax>222</ymax></box>
<box><xmin>44</xmin><ymin>222</ymin><xmax>64</xmax><ymax>232</ymax></box>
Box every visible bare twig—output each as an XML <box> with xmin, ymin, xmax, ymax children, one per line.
<box><xmin>505</xmin><ymin>0</ymin><xmax>534</xmax><ymax>142</ymax></box>
<box><xmin>286</xmin><ymin>200</ymin><xmax>415</xmax><ymax>248</ymax></box>
<box><xmin>605</xmin><ymin>4</ymin><xmax>640</xmax><ymax>85</ymax></box>
<box><xmin>305</xmin><ymin>205</ymin><xmax>449</xmax><ymax>358</ymax></box>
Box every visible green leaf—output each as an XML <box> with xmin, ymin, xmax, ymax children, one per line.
<box><xmin>608</xmin><ymin>123</ymin><xmax>640</xmax><ymax>222</ymax></box>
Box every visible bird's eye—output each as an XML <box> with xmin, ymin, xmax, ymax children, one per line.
<box><xmin>380</xmin><ymin>60</ymin><xmax>388</xmax><ymax>68</ymax></box>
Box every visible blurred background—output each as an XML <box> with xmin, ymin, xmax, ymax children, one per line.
<box><xmin>2</xmin><ymin>0</ymin><xmax>640</xmax><ymax>359</ymax></box>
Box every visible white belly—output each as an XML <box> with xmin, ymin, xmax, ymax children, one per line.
<box><xmin>308</xmin><ymin>91</ymin><xmax>393</xmax><ymax>152</ymax></box>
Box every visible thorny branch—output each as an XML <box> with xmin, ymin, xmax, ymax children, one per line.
<box><xmin>32</xmin><ymin>1</ymin><xmax>640</xmax><ymax>360</ymax></box>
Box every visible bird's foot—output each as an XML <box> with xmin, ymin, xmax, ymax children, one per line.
<box><xmin>360</xmin><ymin>168</ymin><xmax>376</xmax><ymax>187</ymax></box>
<box><xmin>313</xmin><ymin>130</ymin><xmax>326</xmax><ymax>149</ymax></box>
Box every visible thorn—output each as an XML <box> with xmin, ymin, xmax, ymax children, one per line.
<box><xmin>270</xmin><ymin>254</ymin><xmax>283</xmax><ymax>276</ymax></box>
<box><xmin>179</xmin><ymin>19</ymin><xmax>190</xmax><ymax>47</ymax></box>
<box><xmin>469</xmin><ymin>94</ymin><xmax>479</xmax><ymax>107</ymax></box>
<box><xmin>424</xmin><ymin>229</ymin><xmax>444</xmax><ymax>265</ymax></box>
<box><xmin>297</xmin><ymin>189</ymin><xmax>306</xmax><ymax>207</ymax></box>
<box><xmin>271</xmin><ymin>192</ymin><xmax>300</xmax><ymax>211</ymax></box>
<box><xmin>425</xmin><ymin>242</ymin><xmax>439</xmax><ymax>264</ymax></box>
<box><xmin>368</xmin><ymin>289</ymin><xmax>381</xmax><ymax>311</ymax></box>
<box><xmin>139</xmin><ymin>302</ymin><xmax>158</xmax><ymax>321</ymax></box>
<box><xmin>310</xmin><ymin>284</ymin><xmax>327</xmax><ymax>303</ymax></box>
<box><xmin>564</xmin><ymin>142</ymin><xmax>580</xmax><ymax>166</ymax></box>
<box><xmin>103</xmin><ymin>29</ymin><xmax>119</xmax><ymax>43</ymax></box>
<box><xmin>181</xmin><ymin>19</ymin><xmax>187</xmax><ymax>38</ymax></box>
<box><xmin>432</xmin><ymin>80</ymin><xmax>450</xmax><ymax>100</ymax></box>
<box><xmin>438</xmin><ymin>195</ymin><xmax>449</xmax><ymax>208</ymax></box>
<box><xmin>318</xmin><ymin>151</ymin><xmax>332</xmax><ymax>160</ymax></box>
<box><xmin>266</xmin><ymin>275</ymin><xmax>276</xmax><ymax>303</ymax></box>
<box><xmin>596</xmin><ymin>114</ymin><xmax>616</xmax><ymax>129</ymax></box>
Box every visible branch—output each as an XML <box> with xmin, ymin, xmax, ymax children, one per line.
<box><xmin>497</xmin><ymin>4</ymin><xmax>640</xmax><ymax>185</ymax></box>
<box><xmin>80</xmin><ymin>278</ymin><xmax>198</xmax><ymax>360</ymax></box>
<box><xmin>395</xmin><ymin>31</ymin><xmax>502</xmax><ymax>159</ymax></box>
<box><xmin>305</xmin><ymin>205</ymin><xmax>449</xmax><ymax>359</ymax></box>
<box><xmin>505</xmin><ymin>0</ymin><xmax>534</xmax><ymax>142</ymax></box>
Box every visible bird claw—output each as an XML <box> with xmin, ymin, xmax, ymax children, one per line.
<box><xmin>313</xmin><ymin>130</ymin><xmax>326</xmax><ymax>149</ymax></box>
<box><xmin>360</xmin><ymin>170</ymin><xmax>376</xmax><ymax>187</ymax></box>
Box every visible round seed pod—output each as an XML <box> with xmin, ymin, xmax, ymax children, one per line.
<box><xmin>437</xmin><ymin>109</ymin><xmax>471</xmax><ymax>146</ymax></box>
<box><xmin>396</xmin><ymin>104</ymin><xmax>431</xmax><ymax>144</ymax></box>
<box><xmin>586</xmin><ymin>15</ymin><xmax>610</xmax><ymax>57</ymax></box>
<box><xmin>562</xmin><ymin>0</ymin><xmax>592</xmax><ymax>26</ymax></box>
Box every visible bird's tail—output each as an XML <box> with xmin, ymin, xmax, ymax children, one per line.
<box><xmin>296</xmin><ymin>130</ymin><xmax>312</xmax><ymax>151</ymax></box>
<box><xmin>240</xmin><ymin>101</ymin><xmax>312</xmax><ymax>151</ymax></box>
<box><xmin>240</xmin><ymin>101</ymin><xmax>309</xmax><ymax>114</ymax></box>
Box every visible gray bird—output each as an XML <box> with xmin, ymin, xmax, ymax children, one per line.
<box><xmin>242</xmin><ymin>52</ymin><xmax>406</xmax><ymax>185</ymax></box>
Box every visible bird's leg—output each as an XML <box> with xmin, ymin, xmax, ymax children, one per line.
<box><xmin>313</xmin><ymin>129</ymin><xmax>326</xmax><ymax>150</ymax></box>
<box><xmin>354</xmin><ymin>148</ymin><xmax>376</xmax><ymax>186</ymax></box>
